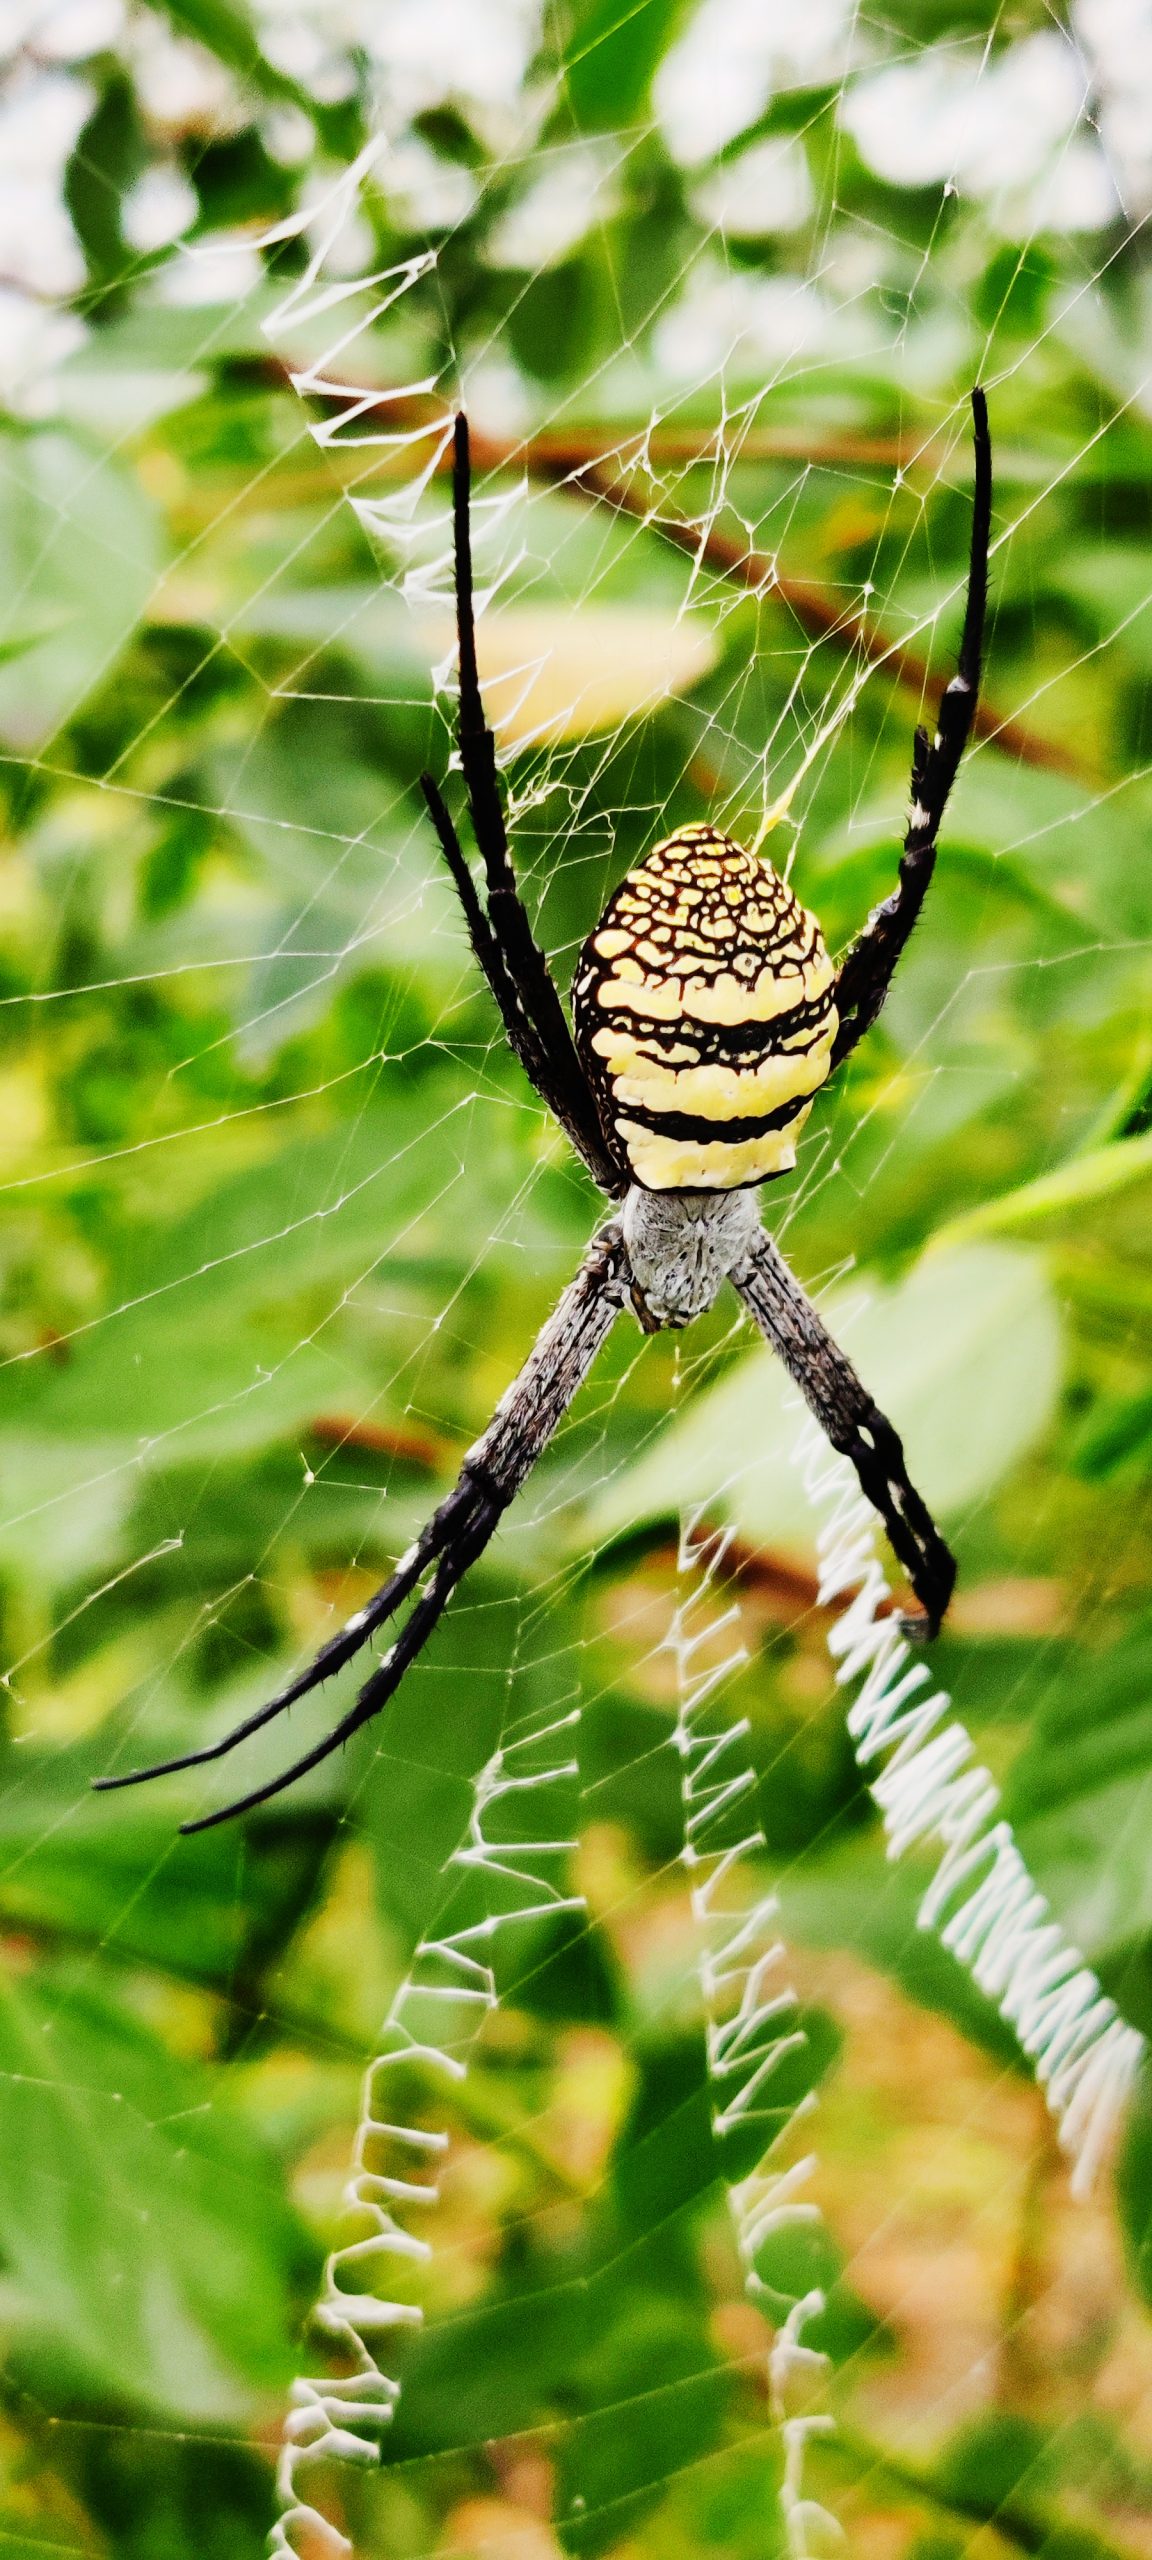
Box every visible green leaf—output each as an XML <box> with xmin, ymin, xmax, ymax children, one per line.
<box><xmin>0</xmin><ymin>1305</ymin><xmax>385</xmax><ymax>1471</ymax></box>
<box><xmin>209</xmin><ymin>709</ymin><xmax>456</xmax><ymax>1039</ymax></box>
<box><xmin>587</xmin><ymin>1241</ymin><xmax>1062</xmax><ymax>1563</ymax></box>
<box><xmin>941</xmin><ymin>1129</ymin><xmax>1152</xmax><ymax>1243</ymax></box>
<box><xmin>0</xmin><ymin>1970</ymin><xmax>312</xmax><ymax>2416</ymax></box>
<box><xmin>1060</xmin><ymin>546</ymin><xmax>1152</xmax><ymax>671</ymax></box>
<box><xmin>0</xmin><ymin>1087</ymin><xmax>550</xmax><ymax>1486</ymax></box>
<box><xmin>361</xmin><ymin>1589</ymin><xmax>539</xmax><ymax>1960</ymax></box>
<box><xmin>63</xmin><ymin>69</ymin><xmax>146</xmax><ymax>304</ymax></box>
<box><xmin>151</xmin><ymin>0</ymin><xmax>324</xmax><ymax>119</ymax></box>
<box><xmin>201</xmin><ymin>581</ymin><xmax>430</xmax><ymax>689</ymax></box>
<box><xmin>555</xmin><ymin>2313</ymin><xmax>730</xmax><ymax>2555</ymax></box>
<box><xmin>1016</xmin><ymin>1775</ymin><xmax>1152</xmax><ymax>1973</ymax></box>
<box><xmin>0</xmin><ymin>429</ymin><xmax>161</xmax><ymax>749</ymax></box>
<box><xmin>614</xmin><ymin>2016</ymin><xmax>838</xmax><ymax>2238</ymax></box>
<box><xmin>558</xmin><ymin>0</ymin><xmax>698</xmax><ymax>130</ymax></box>
<box><xmin>954</xmin><ymin>1630</ymin><xmax>1152</xmax><ymax>1976</ymax></box>
<box><xmin>1073</xmin><ymin>1387</ymin><xmax>1152</xmax><ymax>1482</ymax></box>
<box><xmin>390</xmin><ymin>2264</ymin><xmax>590</xmax><ymax>2455</ymax></box>
<box><xmin>0</xmin><ymin>1436</ymin><xmax>134</xmax><ymax>1590</ymax></box>
<box><xmin>943</xmin><ymin>757</ymin><xmax>1152</xmax><ymax>940</ymax></box>
<box><xmin>1116</xmin><ymin>2055</ymin><xmax>1152</xmax><ymax>2313</ymax></box>
<box><xmin>781</xmin><ymin>1831</ymin><xmax>1024</xmax><ymax>2071</ymax></box>
<box><xmin>0</xmin><ymin>1741</ymin><xmax>330</xmax><ymax>1992</ymax></box>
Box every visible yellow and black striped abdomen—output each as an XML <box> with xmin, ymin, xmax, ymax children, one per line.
<box><xmin>573</xmin><ymin>825</ymin><xmax>838</xmax><ymax>1192</ymax></box>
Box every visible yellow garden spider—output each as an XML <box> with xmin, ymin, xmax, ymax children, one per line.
<box><xmin>97</xmin><ymin>392</ymin><xmax>991</xmax><ymax>1832</ymax></box>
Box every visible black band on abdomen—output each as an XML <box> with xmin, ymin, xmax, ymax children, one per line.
<box><xmin>612</xmin><ymin>1093</ymin><xmax>811</xmax><ymax>1144</ymax></box>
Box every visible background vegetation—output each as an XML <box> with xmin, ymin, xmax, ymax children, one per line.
<box><xmin>1</xmin><ymin>1</ymin><xmax>1151</xmax><ymax>2553</ymax></box>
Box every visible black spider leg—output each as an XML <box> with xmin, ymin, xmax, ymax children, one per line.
<box><xmin>93</xmin><ymin>1223</ymin><xmax>629</xmax><ymax>1830</ymax></box>
<box><xmin>731</xmin><ymin>1232</ymin><xmax>956</xmax><ymax>1636</ymax></box>
<box><xmin>421</xmin><ymin>773</ymin><xmax>618</xmax><ymax>1190</ymax></box>
<box><xmin>830</xmin><ymin>387</ymin><xmax>992</xmax><ymax>1071</ymax></box>
<box><xmin>420</xmin><ymin>414</ymin><xmax>625</xmax><ymax>1194</ymax></box>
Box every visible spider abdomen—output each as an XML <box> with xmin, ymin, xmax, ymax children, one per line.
<box><xmin>573</xmin><ymin>825</ymin><xmax>838</xmax><ymax>1191</ymax></box>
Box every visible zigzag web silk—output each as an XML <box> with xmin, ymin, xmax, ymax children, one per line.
<box><xmin>192</xmin><ymin>134</ymin><xmax>1152</xmax><ymax>2555</ymax></box>
<box><xmin>669</xmin><ymin>1507</ymin><xmax>841</xmax><ymax>2560</ymax></box>
<box><xmin>792</xmin><ymin>1411</ymin><xmax>1143</xmax><ymax>2198</ymax></box>
<box><xmin>271</xmin><ymin>1699</ymin><xmax>585</xmax><ymax>2557</ymax></box>
<box><xmin>269</xmin><ymin>1464</ymin><xmax>1144</xmax><ymax>2556</ymax></box>
<box><xmin>273</xmin><ymin>1511</ymin><xmax>847</xmax><ymax>2560</ymax></box>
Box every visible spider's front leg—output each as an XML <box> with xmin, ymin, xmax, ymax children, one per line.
<box><xmin>731</xmin><ymin>1229</ymin><xmax>956</xmax><ymax>1635</ymax></box>
<box><xmin>420</xmin><ymin>415</ymin><xmax>626</xmax><ymax>1195</ymax></box>
<box><xmin>830</xmin><ymin>387</ymin><xmax>992</xmax><ymax>1071</ymax></box>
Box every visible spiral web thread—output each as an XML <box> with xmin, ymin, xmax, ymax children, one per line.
<box><xmin>669</xmin><ymin>1505</ymin><xmax>842</xmax><ymax>2560</ymax></box>
<box><xmin>268</xmin><ymin>1436</ymin><xmax>1147</xmax><ymax>2557</ymax></box>
<box><xmin>792</xmin><ymin>1417</ymin><xmax>1145</xmax><ymax>2200</ymax></box>
<box><xmin>225</xmin><ymin>124</ymin><xmax>1150</xmax><ymax>2549</ymax></box>
<box><xmin>246</xmin><ymin>143</ymin><xmax>821</xmax><ymax>2560</ymax></box>
<box><xmin>223</xmin><ymin>133</ymin><xmax>979</xmax><ymax>869</ymax></box>
<box><xmin>270</xmin><ymin>1702</ymin><xmax>584</xmax><ymax>2558</ymax></box>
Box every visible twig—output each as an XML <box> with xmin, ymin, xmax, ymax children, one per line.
<box><xmin>308</xmin><ymin>1412</ymin><xmax>454</xmax><ymax>1468</ymax></box>
<box><xmin>226</xmin><ymin>366</ymin><xmax>925</xmax><ymax>471</ymax></box>
<box><xmin>249</xmin><ymin>361</ymin><xmax>1084</xmax><ymax>779</ymax></box>
<box><xmin>513</xmin><ymin>439</ymin><xmax>1083</xmax><ymax>780</ymax></box>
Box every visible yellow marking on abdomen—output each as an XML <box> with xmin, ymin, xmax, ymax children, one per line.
<box><xmin>618</xmin><ymin>1110</ymin><xmax>816</xmax><ymax>1191</ymax></box>
<box><xmin>597</xmin><ymin>956</ymin><xmax>832</xmax><ymax>1026</ymax></box>
<box><xmin>590</xmin><ymin>1024</ymin><xmax>836</xmax><ymax>1121</ymax></box>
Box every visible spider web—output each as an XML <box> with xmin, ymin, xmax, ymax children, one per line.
<box><xmin>1</xmin><ymin>5</ymin><xmax>1152</xmax><ymax>2556</ymax></box>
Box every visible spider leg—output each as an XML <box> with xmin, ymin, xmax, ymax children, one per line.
<box><xmin>92</xmin><ymin>1474</ymin><xmax>486</xmax><ymax>1791</ymax></box>
<box><xmin>731</xmin><ymin>1231</ymin><xmax>956</xmax><ymax>1635</ymax></box>
<box><xmin>419</xmin><ymin>413</ymin><xmax>625</xmax><ymax>1193</ymax></box>
<box><xmin>421</xmin><ymin>771</ymin><xmax>619</xmax><ymax>1189</ymax></box>
<box><xmin>830</xmin><ymin>388</ymin><xmax>992</xmax><ymax>1072</ymax></box>
<box><xmin>94</xmin><ymin>1221</ymin><xmax>630</xmax><ymax>1829</ymax></box>
<box><xmin>180</xmin><ymin>1526</ymin><xmax>491</xmax><ymax>1833</ymax></box>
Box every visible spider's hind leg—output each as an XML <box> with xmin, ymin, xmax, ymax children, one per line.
<box><xmin>731</xmin><ymin>1228</ymin><xmax>956</xmax><ymax>1635</ymax></box>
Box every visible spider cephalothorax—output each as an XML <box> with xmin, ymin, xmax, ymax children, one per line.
<box><xmin>97</xmin><ymin>394</ymin><xmax>991</xmax><ymax>1829</ymax></box>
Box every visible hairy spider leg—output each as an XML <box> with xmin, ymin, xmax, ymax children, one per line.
<box><xmin>94</xmin><ymin>1224</ymin><xmax>629</xmax><ymax>1828</ymax></box>
<box><xmin>419</xmin><ymin>416</ymin><xmax>624</xmax><ymax>1191</ymax></box>
<box><xmin>93</xmin><ymin>1473</ymin><xmax>490</xmax><ymax>1792</ymax></box>
<box><xmin>732</xmin><ymin>1230</ymin><xmax>956</xmax><ymax>1634</ymax></box>
<box><xmin>420</xmin><ymin>769</ymin><xmax>597</xmax><ymax>1163</ymax></box>
<box><xmin>830</xmin><ymin>387</ymin><xmax>992</xmax><ymax>1069</ymax></box>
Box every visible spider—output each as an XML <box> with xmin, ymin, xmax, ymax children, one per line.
<box><xmin>96</xmin><ymin>392</ymin><xmax>991</xmax><ymax>1833</ymax></box>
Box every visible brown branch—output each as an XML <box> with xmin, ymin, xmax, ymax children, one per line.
<box><xmin>308</xmin><ymin>1412</ymin><xmax>454</xmax><ymax>1468</ymax></box>
<box><xmin>996</xmin><ymin>2105</ymin><xmax>1059</xmax><ymax>2412</ymax></box>
<box><xmin>471</xmin><ymin>422</ymin><xmax>924</xmax><ymax>471</ymax></box>
<box><xmin>248</xmin><ymin>362</ymin><xmax>1086</xmax><ymax>781</ymax></box>
<box><xmin>227</xmin><ymin>367</ymin><xmax>924</xmax><ymax>470</ymax></box>
<box><xmin>494</xmin><ymin>439</ymin><xmax>1084</xmax><ymax>780</ymax></box>
<box><xmin>642</xmin><ymin>1528</ymin><xmax>911</xmax><ymax>1624</ymax></box>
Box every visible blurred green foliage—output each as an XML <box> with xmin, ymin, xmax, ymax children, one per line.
<box><xmin>0</xmin><ymin>0</ymin><xmax>1151</xmax><ymax>2553</ymax></box>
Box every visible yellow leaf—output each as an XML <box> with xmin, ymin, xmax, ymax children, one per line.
<box><xmin>417</xmin><ymin>604</ymin><xmax>716</xmax><ymax>744</ymax></box>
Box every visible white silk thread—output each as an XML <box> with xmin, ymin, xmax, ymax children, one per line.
<box><xmin>794</xmin><ymin>1418</ymin><xmax>1144</xmax><ymax>2198</ymax></box>
<box><xmin>271</xmin><ymin>1705</ymin><xmax>584</xmax><ymax>2557</ymax></box>
<box><xmin>670</xmin><ymin>1510</ymin><xmax>842</xmax><ymax>2560</ymax></box>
